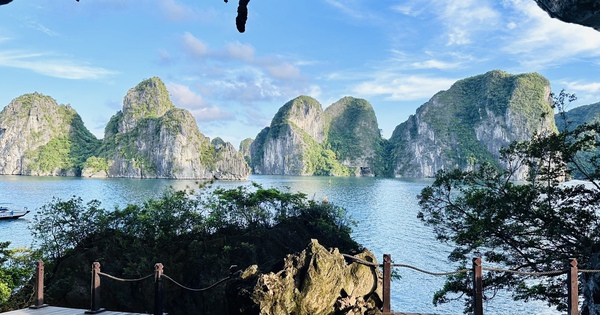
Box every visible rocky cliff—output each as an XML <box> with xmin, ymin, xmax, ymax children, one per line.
<box><xmin>249</xmin><ymin>96</ymin><xmax>385</xmax><ymax>176</ymax></box>
<box><xmin>95</xmin><ymin>77</ymin><xmax>250</xmax><ymax>180</ymax></box>
<box><xmin>324</xmin><ymin>97</ymin><xmax>384</xmax><ymax>176</ymax></box>
<box><xmin>389</xmin><ymin>70</ymin><xmax>557</xmax><ymax>179</ymax></box>
<box><xmin>0</xmin><ymin>93</ymin><xmax>100</xmax><ymax>176</ymax></box>
<box><xmin>249</xmin><ymin>96</ymin><xmax>349</xmax><ymax>176</ymax></box>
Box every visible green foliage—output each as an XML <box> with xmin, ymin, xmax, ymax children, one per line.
<box><xmin>12</xmin><ymin>95</ymin><xmax>101</xmax><ymax>175</ymax></box>
<box><xmin>27</xmin><ymin>183</ymin><xmax>356</xmax><ymax>314</ymax></box>
<box><xmin>301</xmin><ymin>128</ymin><xmax>350</xmax><ymax>176</ymax></box>
<box><xmin>557</xmin><ymin>96</ymin><xmax>600</xmax><ymax>179</ymax></box>
<box><xmin>0</xmin><ymin>242</ymin><xmax>38</xmax><ymax>311</ymax></box>
<box><xmin>417</xmin><ymin>91</ymin><xmax>600</xmax><ymax>313</ymax></box>
<box><xmin>26</xmin><ymin>136</ymin><xmax>72</xmax><ymax>173</ymax></box>
<box><xmin>84</xmin><ymin>156</ymin><xmax>109</xmax><ymax>173</ymax></box>
<box><xmin>404</xmin><ymin>71</ymin><xmax>553</xmax><ymax>170</ymax></box>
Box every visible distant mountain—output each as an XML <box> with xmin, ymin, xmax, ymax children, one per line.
<box><xmin>0</xmin><ymin>78</ymin><xmax>250</xmax><ymax>180</ymax></box>
<box><xmin>0</xmin><ymin>93</ymin><xmax>100</xmax><ymax>176</ymax></box>
<box><xmin>93</xmin><ymin>77</ymin><xmax>250</xmax><ymax>180</ymax></box>
<box><xmin>249</xmin><ymin>96</ymin><xmax>385</xmax><ymax>176</ymax></box>
<box><xmin>388</xmin><ymin>70</ymin><xmax>556</xmax><ymax>179</ymax></box>
<box><xmin>557</xmin><ymin>102</ymin><xmax>600</xmax><ymax>179</ymax></box>
<box><xmin>557</xmin><ymin>102</ymin><xmax>600</xmax><ymax>131</ymax></box>
<box><xmin>247</xmin><ymin>70</ymin><xmax>563</xmax><ymax>179</ymax></box>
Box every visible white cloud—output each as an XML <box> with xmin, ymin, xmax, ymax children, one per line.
<box><xmin>409</xmin><ymin>59</ymin><xmax>461</xmax><ymax>70</ymax></box>
<box><xmin>264</xmin><ymin>62</ymin><xmax>301</xmax><ymax>79</ymax></box>
<box><xmin>0</xmin><ymin>50</ymin><xmax>117</xmax><ymax>79</ymax></box>
<box><xmin>560</xmin><ymin>80</ymin><xmax>600</xmax><ymax>104</ymax></box>
<box><xmin>24</xmin><ymin>19</ymin><xmax>58</xmax><ymax>37</ymax></box>
<box><xmin>226</xmin><ymin>41</ymin><xmax>255</xmax><ymax>62</ymax></box>
<box><xmin>182</xmin><ymin>32</ymin><xmax>208</xmax><ymax>57</ymax></box>
<box><xmin>160</xmin><ymin>0</ymin><xmax>201</xmax><ymax>22</ymax></box>
<box><xmin>166</xmin><ymin>82</ymin><xmax>206</xmax><ymax>108</ymax></box>
<box><xmin>166</xmin><ymin>82</ymin><xmax>234</xmax><ymax>122</ymax></box>
<box><xmin>188</xmin><ymin>107</ymin><xmax>235</xmax><ymax>122</ymax></box>
<box><xmin>503</xmin><ymin>0</ymin><xmax>600</xmax><ymax>69</ymax></box>
<box><xmin>174</xmin><ymin>33</ymin><xmax>309</xmax><ymax>103</ymax></box>
<box><xmin>437</xmin><ymin>0</ymin><xmax>500</xmax><ymax>46</ymax></box>
<box><xmin>353</xmin><ymin>74</ymin><xmax>456</xmax><ymax>101</ymax></box>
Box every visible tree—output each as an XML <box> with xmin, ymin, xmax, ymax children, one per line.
<box><xmin>417</xmin><ymin>91</ymin><xmax>600</xmax><ymax>314</ymax></box>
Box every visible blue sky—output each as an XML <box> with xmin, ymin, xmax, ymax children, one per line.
<box><xmin>2</xmin><ymin>0</ymin><xmax>600</xmax><ymax>148</ymax></box>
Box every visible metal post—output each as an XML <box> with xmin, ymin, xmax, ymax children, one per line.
<box><xmin>85</xmin><ymin>262</ymin><xmax>105</xmax><ymax>314</ymax></box>
<box><xmin>29</xmin><ymin>260</ymin><xmax>47</xmax><ymax>309</ymax></box>
<box><xmin>154</xmin><ymin>263</ymin><xmax>164</xmax><ymax>315</ymax></box>
<box><xmin>472</xmin><ymin>257</ymin><xmax>483</xmax><ymax>315</ymax></box>
<box><xmin>567</xmin><ymin>258</ymin><xmax>579</xmax><ymax>315</ymax></box>
<box><xmin>382</xmin><ymin>254</ymin><xmax>392</xmax><ymax>315</ymax></box>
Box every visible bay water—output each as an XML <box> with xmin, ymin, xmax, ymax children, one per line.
<box><xmin>0</xmin><ymin>175</ymin><xmax>559</xmax><ymax>314</ymax></box>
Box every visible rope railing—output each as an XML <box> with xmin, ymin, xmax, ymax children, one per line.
<box><xmin>97</xmin><ymin>272</ymin><xmax>154</xmax><ymax>282</ymax></box>
<box><xmin>162</xmin><ymin>274</ymin><xmax>232</xmax><ymax>292</ymax></box>
<box><xmin>26</xmin><ymin>254</ymin><xmax>600</xmax><ymax>315</ymax></box>
<box><xmin>481</xmin><ymin>267</ymin><xmax>566</xmax><ymax>276</ymax></box>
<box><xmin>84</xmin><ymin>262</ymin><xmax>236</xmax><ymax>315</ymax></box>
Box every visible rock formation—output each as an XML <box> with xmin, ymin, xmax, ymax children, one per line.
<box><xmin>535</xmin><ymin>0</ymin><xmax>600</xmax><ymax>31</ymax></box>
<box><xmin>226</xmin><ymin>239</ymin><xmax>383</xmax><ymax>315</ymax></box>
<box><xmin>388</xmin><ymin>70</ymin><xmax>556</xmax><ymax>179</ymax></box>
<box><xmin>324</xmin><ymin>97</ymin><xmax>383</xmax><ymax>177</ymax></box>
<box><xmin>249</xmin><ymin>96</ymin><xmax>347</xmax><ymax>176</ymax></box>
<box><xmin>0</xmin><ymin>93</ymin><xmax>100</xmax><ymax>176</ymax></box>
<box><xmin>96</xmin><ymin>77</ymin><xmax>250</xmax><ymax>180</ymax></box>
<box><xmin>249</xmin><ymin>96</ymin><xmax>385</xmax><ymax>176</ymax></box>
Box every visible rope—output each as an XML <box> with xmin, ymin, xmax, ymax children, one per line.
<box><xmin>341</xmin><ymin>253</ymin><xmax>381</xmax><ymax>267</ymax></box>
<box><xmin>482</xmin><ymin>267</ymin><xmax>566</xmax><ymax>276</ymax></box>
<box><xmin>98</xmin><ymin>272</ymin><xmax>154</xmax><ymax>282</ymax></box>
<box><xmin>391</xmin><ymin>264</ymin><xmax>470</xmax><ymax>276</ymax></box>
<box><xmin>162</xmin><ymin>274</ymin><xmax>231</xmax><ymax>292</ymax></box>
<box><xmin>579</xmin><ymin>269</ymin><xmax>600</xmax><ymax>273</ymax></box>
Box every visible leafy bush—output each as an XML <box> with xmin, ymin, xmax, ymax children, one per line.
<box><xmin>26</xmin><ymin>183</ymin><xmax>357</xmax><ymax>314</ymax></box>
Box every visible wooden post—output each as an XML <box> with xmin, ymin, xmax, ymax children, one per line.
<box><xmin>29</xmin><ymin>260</ymin><xmax>47</xmax><ymax>309</ymax></box>
<box><xmin>472</xmin><ymin>257</ymin><xmax>483</xmax><ymax>315</ymax></box>
<box><xmin>567</xmin><ymin>258</ymin><xmax>579</xmax><ymax>315</ymax></box>
<box><xmin>382</xmin><ymin>254</ymin><xmax>392</xmax><ymax>315</ymax></box>
<box><xmin>154</xmin><ymin>263</ymin><xmax>164</xmax><ymax>315</ymax></box>
<box><xmin>85</xmin><ymin>262</ymin><xmax>105</xmax><ymax>314</ymax></box>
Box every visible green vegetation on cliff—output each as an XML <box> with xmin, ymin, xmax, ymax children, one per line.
<box><xmin>22</xmin><ymin>96</ymin><xmax>101</xmax><ymax>175</ymax></box>
<box><xmin>390</xmin><ymin>70</ymin><xmax>555</xmax><ymax>175</ymax></box>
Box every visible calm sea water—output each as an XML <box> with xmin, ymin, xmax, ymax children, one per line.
<box><xmin>0</xmin><ymin>175</ymin><xmax>559</xmax><ymax>315</ymax></box>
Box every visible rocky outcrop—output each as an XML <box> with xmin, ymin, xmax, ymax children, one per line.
<box><xmin>249</xmin><ymin>96</ymin><xmax>348</xmax><ymax>176</ymax></box>
<box><xmin>98</xmin><ymin>77</ymin><xmax>250</xmax><ymax>180</ymax></box>
<box><xmin>239</xmin><ymin>138</ymin><xmax>253</xmax><ymax>165</ymax></box>
<box><xmin>249</xmin><ymin>96</ymin><xmax>385</xmax><ymax>177</ymax></box>
<box><xmin>534</xmin><ymin>0</ymin><xmax>600</xmax><ymax>31</ymax></box>
<box><xmin>324</xmin><ymin>97</ymin><xmax>382</xmax><ymax>177</ymax></box>
<box><xmin>389</xmin><ymin>70</ymin><xmax>556</xmax><ymax>179</ymax></box>
<box><xmin>0</xmin><ymin>93</ymin><xmax>100</xmax><ymax>176</ymax></box>
<box><xmin>227</xmin><ymin>239</ymin><xmax>383</xmax><ymax>315</ymax></box>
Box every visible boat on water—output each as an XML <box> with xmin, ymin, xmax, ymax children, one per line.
<box><xmin>0</xmin><ymin>204</ymin><xmax>29</xmax><ymax>220</ymax></box>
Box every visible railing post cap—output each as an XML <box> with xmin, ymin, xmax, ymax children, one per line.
<box><xmin>155</xmin><ymin>263</ymin><xmax>164</xmax><ymax>271</ymax></box>
<box><xmin>92</xmin><ymin>262</ymin><xmax>101</xmax><ymax>269</ymax></box>
<box><xmin>472</xmin><ymin>257</ymin><xmax>482</xmax><ymax>265</ymax></box>
<box><xmin>383</xmin><ymin>254</ymin><xmax>391</xmax><ymax>262</ymax></box>
<box><xmin>569</xmin><ymin>258</ymin><xmax>578</xmax><ymax>267</ymax></box>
